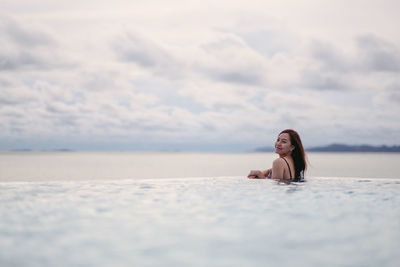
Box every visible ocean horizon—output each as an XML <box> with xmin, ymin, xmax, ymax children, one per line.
<box><xmin>4</xmin><ymin>142</ymin><xmax>400</xmax><ymax>153</ymax></box>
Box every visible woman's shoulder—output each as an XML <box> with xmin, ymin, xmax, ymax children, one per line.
<box><xmin>272</xmin><ymin>157</ymin><xmax>293</xmax><ymax>169</ymax></box>
<box><xmin>272</xmin><ymin>158</ymin><xmax>286</xmax><ymax>166</ymax></box>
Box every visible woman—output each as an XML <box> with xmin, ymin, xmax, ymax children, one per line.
<box><xmin>248</xmin><ymin>129</ymin><xmax>307</xmax><ymax>182</ymax></box>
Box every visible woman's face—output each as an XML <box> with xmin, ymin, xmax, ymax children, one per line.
<box><xmin>275</xmin><ymin>133</ymin><xmax>294</xmax><ymax>155</ymax></box>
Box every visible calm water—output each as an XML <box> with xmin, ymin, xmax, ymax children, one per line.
<box><xmin>1</xmin><ymin>152</ymin><xmax>400</xmax><ymax>266</ymax></box>
<box><xmin>1</xmin><ymin>152</ymin><xmax>399</xmax><ymax>181</ymax></box>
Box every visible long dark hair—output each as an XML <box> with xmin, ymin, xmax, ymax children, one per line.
<box><xmin>280</xmin><ymin>129</ymin><xmax>307</xmax><ymax>181</ymax></box>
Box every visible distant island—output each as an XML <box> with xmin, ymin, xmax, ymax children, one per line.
<box><xmin>8</xmin><ymin>148</ymin><xmax>74</xmax><ymax>152</ymax></box>
<box><xmin>308</xmin><ymin>144</ymin><xmax>400</xmax><ymax>152</ymax></box>
<box><xmin>256</xmin><ymin>144</ymin><xmax>400</xmax><ymax>153</ymax></box>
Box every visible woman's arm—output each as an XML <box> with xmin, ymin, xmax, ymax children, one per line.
<box><xmin>248</xmin><ymin>169</ymin><xmax>270</xmax><ymax>179</ymax></box>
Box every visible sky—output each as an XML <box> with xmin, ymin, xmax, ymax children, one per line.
<box><xmin>1</xmin><ymin>0</ymin><xmax>400</xmax><ymax>151</ymax></box>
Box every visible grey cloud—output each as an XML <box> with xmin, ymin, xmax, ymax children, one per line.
<box><xmin>300</xmin><ymin>42</ymin><xmax>349</xmax><ymax>90</ymax></box>
<box><xmin>357</xmin><ymin>34</ymin><xmax>400</xmax><ymax>72</ymax></box>
<box><xmin>201</xmin><ymin>122</ymin><xmax>216</xmax><ymax>132</ymax></box>
<box><xmin>0</xmin><ymin>50</ymin><xmax>51</xmax><ymax>71</ymax></box>
<box><xmin>387</xmin><ymin>90</ymin><xmax>400</xmax><ymax>103</ymax></box>
<box><xmin>114</xmin><ymin>34</ymin><xmax>162</xmax><ymax>67</ymax></box>
<box><xmin>235</xmin><ymin>29</ymin><xmax>292</xmax><ymax>58</ymax></box>
<box><xmin>54</xmin><ymin>116</ymin><xmax>78</xmax><ymax>127</ymax></box>
<box><xmin>0</xmin><ymin>87</ymin><xmax>37</xmax><ymax>106</ymax></box>
<box><xmin>42</xmin><ymin>103</ymin><xmax>84</xmax><ymax>129</ymax></box>
<box><xmin>198</xmin><ymin>38</ymin><xmax>266</xmax><ymax>86</ymax></box>
<box><xmin>113</xmin><ymin>32</ymin><xmax>182</xmax><ymax>78</ymax></box>
<box><xmin>1</xmin><ymin>18</ymin><xmax>55</xmax><ymax>48</ymax></box>
<box><xmin>0</xmin><ymin>17</ymin><xmax>73</xmax><ymax>71</ymax></box>
<box><xmin>301</xmin><ymin>69</ymin><xmax>346</xmax><ymax>91</ymax></box>
<box><xmin>309</xmin><ymin>36</ymin><xmax>400</xmax><ymax>75</ymax></box>
<box><xmin>9</xmin><ymin>126</ymin><xmax>24</xmax><ymax>134</ymax></box>
<box><xmin>81</xmin><ymin>72</ymin><xmax>120</xmax><ymax>92</ymax></box>
<box><xmin>309</xmin><ymin>41</ymin><xmax>351</xmax><ymax>73</ymax></box>
<box><xmin>379</xmin><ymin>83</ymin><xmax>400</xmax><ymax>104</ymax></box>
<box><xmin>122</xmin><ymin>121</ymin><xmax>176</xmax><ymax>132</ymax></box>
<box><xmin>45</xmin><ymin>104</ymin><xmax>69</xmax><ymax>114</ymax></box>
<box><xmin>0</xmin><ymin>96</ymin><xmax>21</xmax><ymax>106</ymax></box>
<box><xmin>1</xmin><ymin>109</ymin><xmax>24</xmax><ymax>119</ymax></box>
<box><xmin>212</xmin><ymin>71</ymin><xmax>263</xmax><ymax>86</ymax></box>
<box><xmin>114</xmin><ymin>32</ymin><xmax>266</xmax><ymax>86</ymax></box>
<box><xmin>0</xmin><ymin>77</ymin><xmax>12</xmax><ymax>87</ymax></box>
<box><xmin>302</xmin><ymin>36</ymin><xmax>400</xmax><ymax>91</ymax></box>
<box><xmin>0</xmin><ymin>51</ymin><xmax>73</xmax><ymax>72</ymax></box>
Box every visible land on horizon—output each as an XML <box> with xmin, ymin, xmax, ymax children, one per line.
<box><xmin>256</xmin><ymin>144</ymin><xmax>400</xmax><ymax>153</ymax></box>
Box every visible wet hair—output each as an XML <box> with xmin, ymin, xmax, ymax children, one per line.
<box><xmin>279</xmin><ymin>129</ymin><xmax>307</xmax><ymax>181</ymax></box>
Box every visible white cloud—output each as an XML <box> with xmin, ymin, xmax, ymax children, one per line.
<box><xmin>1</xmin><ymin>1</ymin><xmax>400</xmax><ymax>150</ymax></box>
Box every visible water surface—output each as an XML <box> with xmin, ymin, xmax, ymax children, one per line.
<box><xmin>1</xmin><ymin>177</ymin><xmax>399</xmax><ymax>266</ymax></box>
<box><xmin>1</xmin><ymin>152</ymin><xmax>399</xmax><ymax>181</ymax></box>
<box><xmin>1</xmin><ymin>152</ymin><xmax>399</xmax><ymax>266</ymax></box>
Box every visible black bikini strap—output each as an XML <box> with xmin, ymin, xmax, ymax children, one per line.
<box><xmin>282</xmin><ymin>158</ymin><xmax>293</xmax><ymax>179</ymax></box>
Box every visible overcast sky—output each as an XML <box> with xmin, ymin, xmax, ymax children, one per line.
<box><xmin>1</xmin><ymin>0</ymin><xmax>400</xmax><ymax>151</ymax></box>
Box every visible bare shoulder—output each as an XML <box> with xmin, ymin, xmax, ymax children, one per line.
<box><xmin>272</xmin><ymin>158</ymin><xmax>285</xmax><ymax>168</ymax></box>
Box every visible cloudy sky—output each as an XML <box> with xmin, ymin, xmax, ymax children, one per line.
<box><xmin>1</xmin><ymin>0</ymin><xmax>400</xmax><ymax>151</ymax></box>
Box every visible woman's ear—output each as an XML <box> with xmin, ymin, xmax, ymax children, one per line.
<box><xmin>291</xmin><ymin>145</ymin><xmax>295</xmax><ymax>151</ymax></box>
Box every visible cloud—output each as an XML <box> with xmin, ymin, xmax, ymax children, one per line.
<box><xmin>0</xmin><ymin>78</ymin><xmax>39</xmax><ymax>105</ymax></box>
<box><xmin>2</xmin><ymin>17</ymin><xmax>54</xmax><ymax>47</ymax></box>
<box><xmin>306</xmin><ymin>35</ymin><xmax>400</xmax><ymax>75</ymax></box>
<box><xmin>229</xmin><ymin>16</ymin><xmax>296</xmax><ymax>59</ymax></box>
<box><xmin>373</xmin><ymin>81</ymin><xmax>400</xmax><ymax>108</ymax></box>
<box><xmin>113</xmin><ymin>31</ymin><xmax>184</xmax><ymax>79</ymax></box>
<box><xmin>112</xmin><ymin>30</ymin><xmax>269</xmax><ymax>86</ymax></box>
<box><xmin>0</xmin><ymin>16</ymin><xmax>74</xmax><ymax>71</ymax></box>
<box><xmin>356</xmin><ymin>34</ymin><xmax>400</xmax><ymax>72</ymax></box>
<box><xmin>197</xmin><ymin>35</ymin><xmax>268</xmax><ymax>86</ymax></box>
<box><xmin>114</xmin><ymin>33</ymin><xmax>169</xmax><ymax>68</ymax></box>
<box><xmin>178</xmin><ymin>80</ymin><xmax>261</xmax><ymax>112</ymax></box>
<box><xmin>294</xmin><ymin>35</ymin><xmax>400</xmax><ymax>92</ymax></box>
<box><xmin>265</xmin><ymin>76</ymin><xmax>400</xmax><ymax>145</ymax></box>
<box><xmin>307</xmin><ymin>40</ymin><xmax>353</xmax><ymax>73</ymax></box>
<box><xmin>1</xmin><ymin>2</ymin><xmax>400</xmax><ymax>149</ymax></box>
<box><xmin>300</xmin><ymin>69</ymin><xmax>347</xmax><ymax>91</ymax></box>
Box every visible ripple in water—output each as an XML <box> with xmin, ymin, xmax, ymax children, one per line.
<box><xmin>0</xmin><ymin>177</ymin><xmax>399</xmax><ymax>267</ymax></box>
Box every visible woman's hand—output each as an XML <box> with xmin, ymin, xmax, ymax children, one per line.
<box><xmin>247</xmin><ymin>170</ymin><xmax>266</xmax><ymax>179</ymax></box>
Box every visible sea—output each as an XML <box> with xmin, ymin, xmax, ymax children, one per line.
<box><xmin>1</xmin><ymin>152</ymin><xmax>400</xmax><ymax>267</ymax></box>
